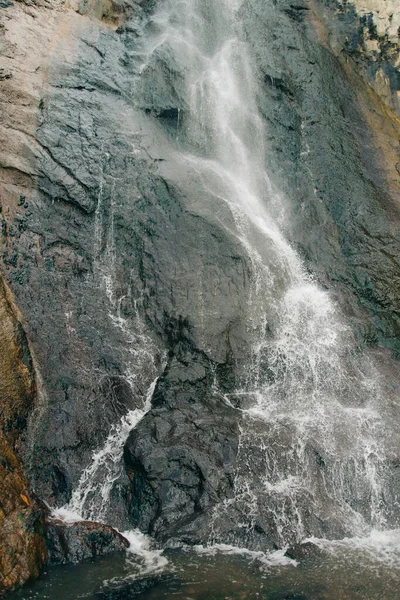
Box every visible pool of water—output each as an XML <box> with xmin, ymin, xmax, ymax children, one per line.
<box><xmin>6</xmin><ymin>531</ymin><xmax>400</xmax><ymax>600</ymax></box>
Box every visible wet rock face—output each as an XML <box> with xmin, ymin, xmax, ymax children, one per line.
<box><xmin>0</xmin><ymin>0</ymin><xmax>398</xmax><ymax>577</ymax></box>
<box><xmin>0</xmin><ymin>273</ymin><xmax>128</xmax><ymax>591</ymax></box>
<box><xmin>46</xmin><ymin>520</ymin><xmax>129</xmax><ymax>565</ymax></box>
<box><xmin>1</xmin><ymin>0</ymin><xmax>253</xmax><ymax>509</ymax></box>
<box><xmin>124</xmin><ymin>331</ymin><xmax>239</xmax><ymax>545</ymax></box>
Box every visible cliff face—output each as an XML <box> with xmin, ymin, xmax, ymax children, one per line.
<box><xmin>310</xmin><ymin>0</ymin><xmax>399</xmax><ymax>116</ymax></box>
<box><xmin>0</xmin><ymin>0</ymin><xmax>399</xmax><ymax>591</ymax></box>
<box><xmin>0</xmin><ymin>277</ymin><xmax>47</xmax><ymax>593</ymax></box>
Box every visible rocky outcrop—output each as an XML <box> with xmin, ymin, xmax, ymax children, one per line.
<box><xmin>46</xmin><ymin>519</ymin><xmax>129</xmax><ymax>565</ymax></box>
<box><xmin>124</xmin><ymin>331</ymin><xmax>239</xmax><ymax>545</ymax></box>
<box><xmin>0</xmin><ymin>0</ymin><xmax>399</xmax><ymax>588</ymax></box>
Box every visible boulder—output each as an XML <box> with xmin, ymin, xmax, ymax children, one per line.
<box><xmin>284</xmin><ymin>541</ymin><xmax>326</xmax><ymax>564</ymax></box>
<box><xmin>124</xmin><ymin>337</ymin><xmax>239</xmax><ymax>545</ymax></box>
<box><xmin>46</xmin><ymin>519</ymin><xmax>129</xmax><ymax>565</ymax></box>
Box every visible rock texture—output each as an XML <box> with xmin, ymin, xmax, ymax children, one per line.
<box><xmin>46</xmin><ymin>519</ymin><xmax>129</xmax><ymax>565</ymax></box>
<box><xmin>0</xmin><ymin>276</ymin><xmax>48</xmax><ymax>593</ymax></box>
<box><xmin>0</xmin><ymin>0</ymin><xmax>399</xmax><ymax>590</ymax></box>
<box><xmin>0</xmin><ymin>436</ymin><xmax>47</xmax><ymax>595</ymax></box>
<box><xmin>310</xmin><ymin>0</ymin><xmax>399</xmax><ymax>116</ymax></box>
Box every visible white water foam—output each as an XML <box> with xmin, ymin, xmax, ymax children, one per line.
<box><xmin>137</xmin><ymin>0</ymin><xmax>400</xmax><ymax>547</ymax></box>
<box><xmin>52</xmin><ymin>378</ymin><xmax>168</xmax><ymax>572</ymax></box>
<box><xmin>192</xmin><ymin>544</ymin><xmax>297</xmax><ymax>568</ymax></box>
<box><xmin>51</xmin><ymin>510</ymin><xmax>168</xmax><ymax>575</ymax></box>
<box><xmin>123</xmin><ymin>530</ymin><xmax>169</xmax><ymax>573</ymax></box>
<box><xmin>55</xmin><ymin>377</ymin><xmax>158</xmax><ymax>523</ymax></box>
<box><xmin>307</xmin><ymin>529</ymin><xmax>400</xmax><ymax>568</ymax></box>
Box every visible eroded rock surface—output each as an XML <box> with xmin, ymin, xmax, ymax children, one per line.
<box><xmin>0</xmin><ymin>0</ymin><xmax>399</xmax><ymax>590</ymax></box>
<box><xmin>46</xmin><ymin>519</ymin><xmax>129</xmax><ymax>565</ymax></box>
<box><xmin>124</xmin><ymin>332</ymin><xmax>239</xmax><ymax>545</ymax></box>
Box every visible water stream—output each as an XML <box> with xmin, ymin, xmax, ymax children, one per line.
<box><xmin>134</xmin><ymin>0</ymin><xmax>400</xmax><ymax>547</ymax></box>
<box><xmin>47</xmin><ymin>0</ymin><xmax>400</xmax><ymax>594</ymax></box>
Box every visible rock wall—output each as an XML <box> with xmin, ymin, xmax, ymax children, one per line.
<box><xmin>309</xmin><ymin>0</ymin><xmax>399</xmax><ymax>116</ymax></box>
<box><xmin>0</xmin><ymin>0</ymin><xmax>399</xmax><ymax>590</ymax></box>
<box><xmin>0</xmin><ymin>276</ymin><xmax>48</xmax><ymax>593</ymax></box>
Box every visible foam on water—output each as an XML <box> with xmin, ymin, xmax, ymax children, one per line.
<box><xmin>192</xmin><ymin>544</ymin><xmax>297</xmax><ymax>568</ymax></box>
<box><xmin>122</xmin><ymin>530</ymin><xmax>169</xmax><ymax>572</ymax></box>
<box><xmin>308</xmin><ymin>529</ymin><xmax>400</xmax><ymax>568</ymax></box>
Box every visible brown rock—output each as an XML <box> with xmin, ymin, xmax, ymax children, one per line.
<box><xmin>0</xmin><ymin>276</ymin><xmax>35</xmax><ymax>448</ymax></box>
<box><xmin>46</xmin><ymin>519</ymin><xmax>130</xmax><ymax>565</ymax></box>
<box><xmin>0</xmin><ymin>275</ymin><xmax>48</xmax><ymax>593</ymax></box>
<box><xmin>0</xmin><ymin>435</ymin><xmax>48</xmax><ymax>594</ymax></box>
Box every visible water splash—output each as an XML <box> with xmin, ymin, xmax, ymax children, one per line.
<box><xmin>54</xmin><ymin>377</ymin><xmax>158</xmax><ymax>524</ymax></box>
<box><xmin>52</xmin><ymin>377</ymin><xmax>168</xmax><ymax>572</ymax></box>
<box><xmin>191</xmin><ymin>543</ymin><xmax>297</xmax><ymax>568</ymax></box>
<box><xmin>137</xmin><ymin>0</ymin><xmax>400</xmax><ymax>548</ymax></box>
<box><xmin>123</xmin><ymin>530</ymin><xmax>169</xmax><ymax>573</ymax></box>
<box><xmin>307</xmin><ymin>529</ymin><xmax>400</xmax><ymax>569</ymax></box>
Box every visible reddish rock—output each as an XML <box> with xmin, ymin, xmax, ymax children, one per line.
<box><xmin>46</xmin><ymin>519</ymin><xmax>129</xmax><ymax>565</ymax></box>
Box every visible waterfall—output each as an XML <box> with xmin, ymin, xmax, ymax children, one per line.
<box><xmin>134</xmin><ymin>0</ymin><xmax>398</xmax><ymax>547</ymax></box>
<box><xmin>53</xmin><ymin>377</ymin><xmax>159</xmax><ymax>524</ymax></box>
<box><xmin>54</xmin><ymin>0</ymin><xmax>399</xmax><ymax>549</ymax></box>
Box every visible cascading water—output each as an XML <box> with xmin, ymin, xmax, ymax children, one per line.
<box><xmin>54</xmin><ymin>0</ymin><xmax>400</xmax><ymax>557</ymax></box>
<box><xmin>131</xmin><ymin>0</ymin><xmax>400</xmax><ymax>550</ymax></box>
<box><xmin>54</xmin><ymin>377</ymin><xmax>159</xmax><ymax>524</ymax></box>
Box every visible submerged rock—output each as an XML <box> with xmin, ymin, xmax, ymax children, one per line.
<box><xmin>284</xmin><ymin>541</ymin><xmax>326</xmax><ymax>564</ymax></box>
<box><xmin>267</xmin><ymin>593</ymin><xmax>310</xmax><ymax>600</ymax></box>
<box><xmin>95</xmin><ymin>574</ymin><xmax>178</xmax><ymax>599</ymax></box>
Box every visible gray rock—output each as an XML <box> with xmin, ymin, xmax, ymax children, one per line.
<box><xmin>124</xmin><ymin>325</ymin><xmax>239</xmax><ymax>544</ymax></box>
<box><xmin>46</xmin><ymin>519</ymin><xmax>129</xmax><ymax>565</ymax></box>
<box><xmin>0</xmin><ymin>0</ymin><xmax>399</xmax><ymax>562</ymax></box>
<box><xmin>284</xmin><ymin>541</ymin><xmax>326</xmax><ymax>564</ymax></box>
